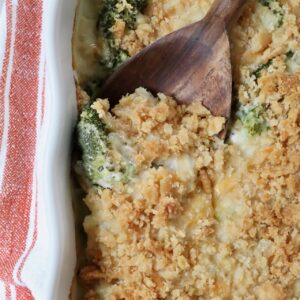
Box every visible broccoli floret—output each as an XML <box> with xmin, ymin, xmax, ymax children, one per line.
<box><xmin>99</xmin><ymin>0</ymin><xmax>135</xmax><ymax>34</ymax></box>
<box><xmin>101</xmin><ymin>47</ymin><xmax>129</xmax><ymax>71</ymax></box>
<box><xmin>258</xmin><ymin>0</ymin><xmax>273</xmax><ymax>7</ymax></box>
<box><xmin>251</xmin><ymin>59</ymin><xmax>273</xmax><ymax>82</ymax></box>
<box><xmin>77</xmin><ymin>105</ymin><xmax>134</xmax><ymax>188</ymax></box>
<box><xmin>99</xmin><ymin>5</ymin><xmax>119</xmax><ymax>34</ymax></box>
<box><xmin>130</xmin><ymin>0</ymin><xmax>148</xmax><ymax>11</ymax></box>
<box><xmin>273</xmin><ymin>9</ymin><xmax>283</xmax><ymax>27</ymax></box>
<box><xmin>99</xmin><ymin>0</ymin><xmax>147</xmax><ymax>35</ymax></box>
<box><xmin>238</xmin><ymin>104</ymin><xmax>269</xmax><ymax>136</ymax></box>
<box><xmin>98</xmin><ymin>0</ymin><xmax>147</xmax><ymax>72</ymax></box>
<box><xmin>286</xmin><ymin>50</ymin><xmax>294</xmax><ymax>59</ymax></box>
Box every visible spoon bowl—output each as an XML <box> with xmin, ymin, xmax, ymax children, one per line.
<box><xmin>101</xmin><ymin>0</ymin><xmax>246</xmax><ymax>120</ymax></box>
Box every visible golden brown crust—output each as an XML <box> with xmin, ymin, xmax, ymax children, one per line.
<box><xmin>82</xmin><ymin>90</ymin><xmax>226</xmax><ymax>299</ymax></box>
<box><xmin>76</xmin><ymin>0</ymin><xmax>300</xmax><ymax>299</ymax></box>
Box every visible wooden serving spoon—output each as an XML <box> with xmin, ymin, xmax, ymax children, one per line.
<box><xmin>100</xmin><ymin>0</ymin><xmax>246</xmax><ymax>120</ymax></box>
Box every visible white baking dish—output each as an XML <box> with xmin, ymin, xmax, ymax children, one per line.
<box><xmin>40</xmin><ymin>0</ymin><xmax>77</xmax><ymax>298</ymax></box>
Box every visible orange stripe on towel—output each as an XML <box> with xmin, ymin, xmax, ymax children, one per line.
<box><xmin>0</xmin><ymin>1</ymin><xmax>44</xmax><ymax>298</ymax></box>
<box><xmin>0</xmin><ymin>0</ymin><xmax>12</xmax><ymax>156</ymax></box>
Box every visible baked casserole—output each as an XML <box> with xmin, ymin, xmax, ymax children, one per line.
<box><xmin>72</xmin><ymin>0</ymin><xmax>300</xmax><ymax>299</ymax></box>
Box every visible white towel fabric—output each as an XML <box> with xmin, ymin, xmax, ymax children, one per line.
<box><xmin>0</xmin><ymin>1</ymin><xmax>76</xmax><ymax>299</ymax></box>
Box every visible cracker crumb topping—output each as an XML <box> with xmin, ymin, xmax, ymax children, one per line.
<box><xmin>75</xmin><ymin>0</ymin><xmax>300</xmax><ymax>299</ymax></box>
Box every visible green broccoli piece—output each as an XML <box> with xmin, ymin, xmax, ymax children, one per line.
<box><xmin>101</xmin><ymin>47</ymin><xmax>129</xmax><ymax>70</ymax></box>
<box><xmin>77</xmin><ymin>105</ymin><xmax>134</xmax><ymax>188</ymax></box>
<box><xmin>130</xmin><ymin>0</ymin><xmax>148</xmax><ymax>11</ymax></box>
<box><xmin>99</xmin><ymin>0</ymin><xmax>135</xmax><ymax>34</ymax></box>
<box><xmin>238</xmin><ymin>104</ymin><xmax>269</xmax><ymax>136</ymax></box>
<box><xmin>273</xmin><ymin>9</ymin><xmax>283</xmax><ymax>27</ymax></box>
<box><xmin>251</xmin><ymin>59</ymin><xmax>273</xmax><ymax>82</ymax></box>
<box><xmin>99</xmin><ymin>4</ymin><xmax>119</xmax><ymax>34</ymax></box>
<box><xmin>98</xmin><ymin>0</ymin><xmax>147</xmax><ymax>72</ymax></box>
<box><xmin>258</xmin><ymin>0</ymin><xmax>273</xmax><ymax>7</ymax></box>
<box><xmin>286</xmin><ymin>50</ymin><xmax>294</xmax><ymax>59</ymax></box>
<box><xmin>99</xmin><ymin>0</ymin><xmax>147</xmax><ymax>35</ymax></box>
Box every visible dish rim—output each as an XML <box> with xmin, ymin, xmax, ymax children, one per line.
<box><xmin>42</xmin><ymin>0</ymin><xmax>77</xmax><ymax>298</ymax></box>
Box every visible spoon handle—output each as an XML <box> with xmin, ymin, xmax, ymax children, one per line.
<box><xmin>207</xmin><ymin>0</ymin><xmax>246</xmax><ymax>28</ymax></box>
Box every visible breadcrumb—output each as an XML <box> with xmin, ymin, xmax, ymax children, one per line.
<box><xmin>76</xmin><ymin>0</ymin><xmax>300</xmax><ymax>299</ymax></box>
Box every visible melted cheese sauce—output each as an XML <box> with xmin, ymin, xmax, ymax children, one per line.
<box><xmin>72</xmin><ymin>0</ymin><xmax>107</xmax><ymax>88</ymax></box>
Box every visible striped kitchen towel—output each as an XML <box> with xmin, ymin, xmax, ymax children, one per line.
<box><xmin>0</xmin><ymin>0</ymin><xmax>48</xmax><ymax>299</ymax></box>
